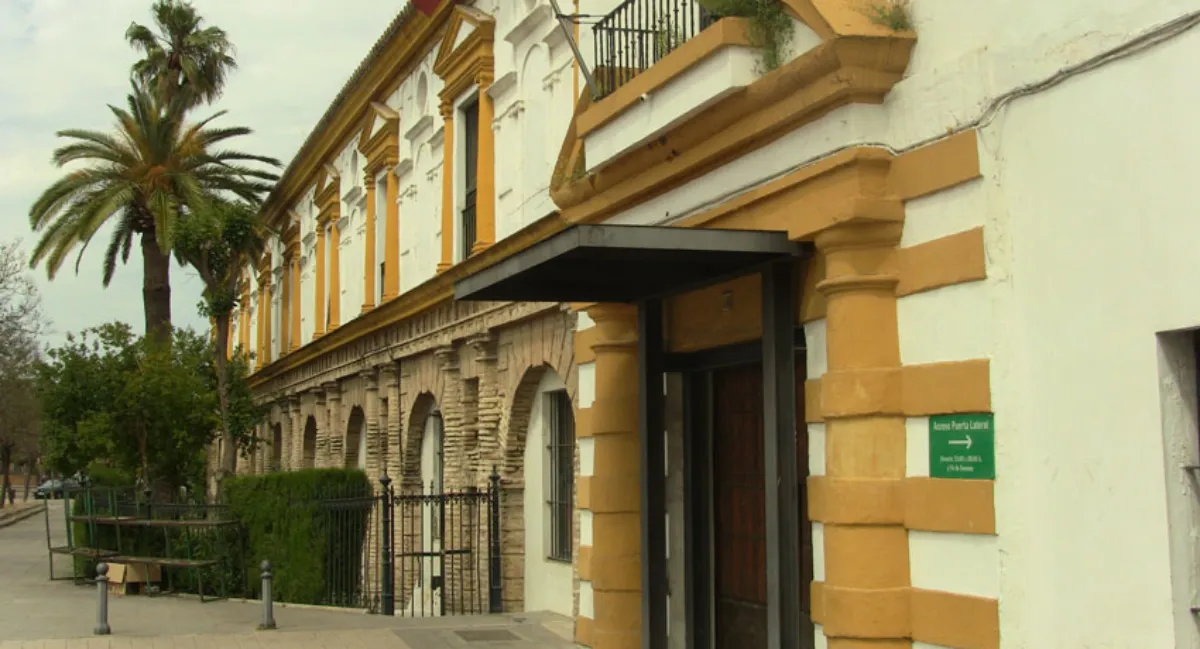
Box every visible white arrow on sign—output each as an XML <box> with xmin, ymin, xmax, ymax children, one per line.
<box><xmin>948</xmin><ymin>435</ymin><xmax>973</xmax><ymax>450</ymax></box>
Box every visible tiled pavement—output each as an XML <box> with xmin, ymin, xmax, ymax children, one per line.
<box><xmin>0</xmin><ymin>501</ymin><xmax>576</xmax><ymax>649</ymax></box>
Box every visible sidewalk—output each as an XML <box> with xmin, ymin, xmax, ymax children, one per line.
<box><xmin>0</xmin><ymin>501</ymin><xmax>577</xmax><ymax>649</ymax></box>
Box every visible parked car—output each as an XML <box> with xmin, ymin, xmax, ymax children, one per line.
<box><xmin>33</xmin><ymin>479</ymin><xmax>62</xmax><ymax>499</ymax></box>
<box><xmin>34</xmin><ymin>477</ymin><xmax>81</xmax><ymax>499</ymax></box>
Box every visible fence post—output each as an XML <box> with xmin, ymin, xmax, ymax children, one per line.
<box><xmin>488</xmin><ymin>466</ymin><xmax>502</xmax><ymax>613</ymax></box>
<box><xmin>258</xmin><ymin>560</ymin><xmax>276</xmax><ymax>630</ymax></box>
<box><xmin>94</xmin><ymin>562</ymin><xmax>111</xmax><ymax>635</ymax></box>
<box><xmin>380</xmin><ymin>472</ymin><xmax>395</xmax><ymax>616</ymax></box>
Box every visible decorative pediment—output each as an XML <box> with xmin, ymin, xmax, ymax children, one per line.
<box><xmin>359</xmin><ymin>102</ymin><xmax>401</xmax><ymax>175</ymax></box>
<box><xmin>433</xmin><ymin>5</ymin><xmax>496</xmax><ymax>105</ymax></box>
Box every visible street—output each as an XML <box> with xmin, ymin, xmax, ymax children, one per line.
<box><xmin>0</xmin><ymin>501</ymin><xmax>574</xmax><ymax>648</ymax></box>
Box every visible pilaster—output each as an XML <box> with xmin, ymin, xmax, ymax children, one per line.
<box><xmin>324</xmin><ymin>381</ymin><xmax>344</xmax><ymax>468</ymax></box>
<box><xmin>364</xmin><ymin>368</ymin><xmax>385</xmax><ymax>481</ymax></box>
<box><xmin>437</xmin><ymin>101</ymin><xmax>455</xmax><ymax>273</ymax></box>
<box><xmin>289</xmin><ymin>396</ymin><xmax>303</xmax><ymax>470</ymax></box>
<box><xmin>433</xmin><ymin>345</ymin><xmax>464</xmax><ymax>488</ymax></box>
<box><xmin>468</xmin><ymin>333</ymin><xmax>499</xmax><ymax>485</ymax></box>
<box><xmin>813</xmin><ymin>222</ymin><xmax>909</xmax><ymax>648</ymax></box>
<box><xmin>583</xmin><ymin>303</ymin><xmax>642</xmax><ymax>649</ymax></box>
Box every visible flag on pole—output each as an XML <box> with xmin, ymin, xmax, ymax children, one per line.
<box><xmin>412</xmin><ymin>0</ymin><xmax>442</xmax><ymax>15</ymax></box>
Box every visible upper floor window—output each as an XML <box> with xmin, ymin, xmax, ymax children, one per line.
<box><xmin>460</xmin><ymin>98</ymin><xmax>480</xmax><ymax>261</ymax></box>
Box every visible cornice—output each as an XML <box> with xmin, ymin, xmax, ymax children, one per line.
<box><xmin>258</xmin><ymin>2</ymin><xmax>456</xmax><ymax>229</ymax></box>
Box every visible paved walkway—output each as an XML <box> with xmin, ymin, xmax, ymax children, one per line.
<box><xmin>0</xmin><ymin>501</ymin><xmax>576</xmax><ymax>648</ymax></box>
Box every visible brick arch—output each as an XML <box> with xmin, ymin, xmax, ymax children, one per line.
<box><xmin>402</xmin><ymin>392</ymin><xmax>439</xmax><ymax>486</ymax></box>
<box><xmin>345</xmin><ymin>406</ymin><xmax>365</xmax><ymax>470</ymax></box>
<box><xmin>497</xmin><ymin>362</ymin><xmax>574</xmax><ymax>614</ymax></box>
<box><xmin>302</xmin><ymin>416</ymin><xmax>318</xmax><ymax>469</ymax></box>
<box><xmin>495</xmin><ymin>350</ymin><xmax>576</xmax><ymax>471</ymax></box>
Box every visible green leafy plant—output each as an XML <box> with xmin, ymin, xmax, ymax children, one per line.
<box><xmin>224</xmin><ymin>469</ymin><xmax>372</xmax><ymax>605</ymax></box>
<box><xmin>697</xmin><ymin>0</ymin><xmax>795</xmax><ymax>72</ymax></box>
<box><xmin>866</xmin><ymin>0</ymin><xmax>912</xmax><ymax>31</ymax></box>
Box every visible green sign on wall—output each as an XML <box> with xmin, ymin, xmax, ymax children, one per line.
<box><xmin>929</xmin><ymin>413</ymin><xmax>995</xmax><ymax>480</ymax></box>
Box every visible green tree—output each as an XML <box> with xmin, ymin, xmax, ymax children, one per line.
<box><xmin>0</xmin><ymin>240</ymin><xmax>46</xmax><ymax>505</ymax></box>
<box><xmin>174</xmin><ymin>197</ymin><xmax>268</xmax><ymax>488</ymax></box>
<box><xmin>27</xmin><ymin>84</ymin><xmax>280</xmax><ymax>339</ymax></box>
<box><xmin>127</xmin><ymin>0</ymin><xmax>237</xmax><ymax>109</ymax></box>
<box><xmin>37</xmin><ymin>323</ymin><xmax>259</xmax><ymax>494</ymax></box>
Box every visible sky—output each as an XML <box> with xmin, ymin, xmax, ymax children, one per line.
<box><xmin>0</xmin><ymin>0</ymin><xmax>405</xmax><ymax>346</ymax></box>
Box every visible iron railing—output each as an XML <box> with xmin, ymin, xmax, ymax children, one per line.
<box><xmin>593</xmin><ymin>0</ymin><xmax>721</xmax><ymax>99</ymax></box>
<box><xmin>380</xmin><ymin>469</ymin><xmax>502</xmax><ymax>617</ymax></box>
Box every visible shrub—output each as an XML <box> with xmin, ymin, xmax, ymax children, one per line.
<box><xmin>224</xmin><ymin>468</ymin><xmax>373</xmax><ymax>605</ymax></box>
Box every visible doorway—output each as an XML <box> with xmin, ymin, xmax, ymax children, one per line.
<box><xmin>682</xmin><ymin>350</ymin><xmax>813</xmax><ymax>649</ymax></box>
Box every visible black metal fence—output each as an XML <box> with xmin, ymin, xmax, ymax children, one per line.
<box><xmin>379</xmin><ymin>470</ymin><xmax>502</xmax><ymax>617</ymax></box>
<box><xmin>307</xmin><ymin>484</ymin><xmax>382</xmax><ymax>610</ymax></box>
<box><xmin>593</xmin><ymin>0</ymin><xmax>720</xmax><ymax>98</ymax></box>
<box><xmin>46</xmin><ymin>473</ymin><xmax>503</xmax><ymax>617</ymax></box>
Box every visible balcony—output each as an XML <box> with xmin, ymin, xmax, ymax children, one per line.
<box><xmin>593</xmin><ymin>0</ymin><xmax>720</xmax><ymax>99</ymax></box>
<box><xmin>582</xmin><ymin>1</ymin><xmax>761</xmax><ymax>172</ymax></box>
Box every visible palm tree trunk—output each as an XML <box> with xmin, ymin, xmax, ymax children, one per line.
<box><xmin>213</xmin><ymin>312</ymin><xmax>238</xmax><ymax>487</ymax></box>
<box><xmin>140</xmin><ymin>232</ymin><xmax>172</xmax><ymax>340</ymax></box>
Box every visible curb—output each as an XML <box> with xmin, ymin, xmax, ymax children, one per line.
<box><xmin>0</xmin><ymin>504</ymin><xmax>45</xmax><ymax>529</ymax></box>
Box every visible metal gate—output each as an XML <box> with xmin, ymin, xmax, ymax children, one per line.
<box><xmin>378</xmin><ymin>469</ymin><xmax>502</xmax><ymax>617</ymax></box>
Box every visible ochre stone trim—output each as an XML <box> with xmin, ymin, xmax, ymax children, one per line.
<box><xmin>575</xmin><ymin>327</ymin><xmax>600</xmax><ymax>364</ymax></box>
<box><xmin>911</xmin><ymin>587</ymin><xmax>1000</xmax><ymax>649</ymax></box>
<box><xmin>578</xmin><ymin>545</ymin><xmax>593</xmax><ymax>581</ymax></box>
<box><xmin>806</xmin><ymin>359</ymin><xmax>991</xmax><ymax>421</ymax></box>
<box><xmin>903</xmin><ymin>360</ymin><xmax>991</xmax><ymax>415</ymax></box>
<box><xmin>810</xmin><ymin>582</ymin><xmax>1000</xmax><ymax>649</ymax></box>
<box><xmin>905</xmin><ymin>478</ymin><xmax>996</xmax><ymax>535</ymax></box>
<box><xmin>577</xmin><ymin>18</ymin><xmax>753</xmax><ymax>137</ymax></box>
<box><xmin>887</xmin><ymin>130</ymin><xmax>982</xmax><ymax>201</ymax></box>
<box><xmin>576</xmin><ymin>615</ymin><xmax>595</xmax><ymax>646</ymax></box>
<box><xmin>808</xmin><ymin>476</ymin><xmax>996</xmax><ymax>535</ymax></box>
<box><xmin>804</xmin><ymin>380</ymin><xmax>822</xmax><ymax>423</ymax></box>
<box><xmin>577</xmin><ymin>475</ymin><xmax>592</xmax><ymax>509</ymax></box>
<box><xmin>807</xmin><ymin>476</ymin><xmax>904</xmax><ymax>525</ymax></box>
<box><xmin>576</xmin><ymin>407</ymin><xmax>595</xmax><ymax>439</ymax></box>
<box><xmin>897</xmin><ymin>227</ymin><xmax>987</xmax><ymax>297</ymax></box>
<box><xmin>821</xmin><ymin>584</ymin><xmax>911</xmax><ymax>638</ymax></box>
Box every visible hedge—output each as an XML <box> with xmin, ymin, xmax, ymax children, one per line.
<box><xmin>224</xmin><ymin>468</ymin><xmax>373</xmax><ymax>606</ymax></box>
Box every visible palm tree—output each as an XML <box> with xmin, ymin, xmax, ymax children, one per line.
<box><xmin>173</xmin><ymin>197</ymin><xmax>267</xmax><ymax>483</ymax></box>
<box><xmin>28</xmin><ymin>83</ymin><xmax>280</xmax><ymax>339</ymax></box>
<box><xmin>126</xmin><ymin>0</ymin><xmax>236</xmax><ymax>109</ymax></box>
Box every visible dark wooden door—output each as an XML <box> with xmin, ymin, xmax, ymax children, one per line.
<box><xmin>711</xmin><ymin>355</ymin><xmax>813</xmax><ymax>649</ymax></box>
<box><xmin>713</xmin><ymin>363</ymin><xmax>768</xmax><ymax>649</ymax></box>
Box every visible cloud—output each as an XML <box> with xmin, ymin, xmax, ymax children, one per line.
<box><xmin>0</xmin><ymin>0</ymin><xmax>402</xmax><ymax>345</ymax></box>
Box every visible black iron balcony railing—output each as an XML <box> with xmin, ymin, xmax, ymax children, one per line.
<box><xmin>593</xmin><ymin>0</ymin><xmax>720</xmax><ymax>99</ymax></box>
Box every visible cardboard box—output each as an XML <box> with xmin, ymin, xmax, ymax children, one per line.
<box><xmin>107</xmin><ymin>563</ymin><xmax>162</xmax><ymax>596</ymax></box>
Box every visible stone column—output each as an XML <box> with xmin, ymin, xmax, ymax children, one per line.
<box><xmin>585</xmin><ymin>304</ymin><xmax>642</xmax><ymax>649</ymax></box>
<box><xmin>321</xmin><ymin>382</ymin><xmax>343</xmax><ymax>468</ymax></box>
<box><xmin>313</xmin><ymin>387</ymin><xmax>329</xmax><ymax>468</ymax></box>
<box><xmin>386</xmin><ymin>361</ymin><xmax>403</xmax><ymax>481</ymax></box>
<box><xmin>813</xmin><ymin>222</ymin><xmax>909</xmax><ymax>648</ymax></box>
<box><xmin>468</xmin><ymin>333</ymin><xmax>500</xmax><ymax>487</ymax></box>
<box><xmin>364</xmin><ymin>368</ymin><xmax>384</xmax><ymax>481</ymax></box>
<box><xmin>288</xmin><ymin>396</ymin><xmax>303</xmax><ymax>471</ymax></box>
<box><xmin>433</xmin><ymin>346</ymin><xmax>463</xmax><ymax>489</ymax></box>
